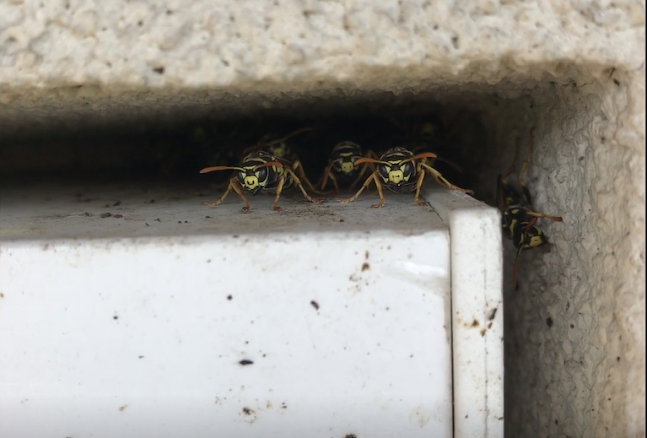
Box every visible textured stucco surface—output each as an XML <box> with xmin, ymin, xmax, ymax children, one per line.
<box><xmin>0</xmin><ymin>1</ymin><xmax>645</xmax><ymax>437</ymax></box>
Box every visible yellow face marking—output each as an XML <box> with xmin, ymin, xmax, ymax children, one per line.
<box><xmin>529</xmin><ymin>235</ymin><xmax>544</xmax><ymax>247</ymax></box>
<box><xmin>243</xmin><ymin>175</ymin><xmax>260</xmax><ymax>190</ymax></box>
<box><xmin>388</xmin><ymin>169</ymin><xmax>405</xmax><ymax>184</ymax></box>
<box><xmin>341</xmin><ymin>161</ymin><xmax>355</xmax><ymax>174</ymax></box>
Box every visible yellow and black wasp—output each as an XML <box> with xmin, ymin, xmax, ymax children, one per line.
<box><xmin>498</xmin><ymin>129</ymin><xmax>563</xmax><ymax>288</ymax></box>
<box><xmin>319</xmin><ymin>141</ymin><xmax>379</xmax><ymax>194</ymax></box>
<box><xmin>199</xmin><ymin>150</ymin><xmax>323</xmax><ymax>212</ymax></box>
<box><xmin>240</xmin><ymin>127</ymin><xmax>325</xmax><ymax>196</ymax></box>
<box><xmin>336</xmin><ymin>146</ymin><xmax>473</xmax><ymax>208</ymax></box>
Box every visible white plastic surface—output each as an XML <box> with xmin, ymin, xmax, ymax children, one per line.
<box><xmin>425</xmin><ymin>187</ymin><xmax>504</xmax><ymax>438</ymax></box>
<box><xmin>0</xmin><ymin>181</ymin><xmax>456</xmax><ymax>438</ymax></box>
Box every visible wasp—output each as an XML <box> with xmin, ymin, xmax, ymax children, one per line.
<box><xmin>199</xmin><ymin>150</ymin><xmax>323</xmax><ymax>212</ymax></box>
<box><xmin>240</xmin><ymin>127</ymin><xmax>325</xmax><ymax>195</ymax></box>
<box><xmin>335</xmin><ymin>146</ymin><xmax>473</xmax><ymax>208</ymax></box>
<box><xmin>319</xmin><ymin>141</ymin><xmax>379</xmax><ymax>194</ymax></box>
<box><xmin>498</xmin><ymin>129</ymin><xmax>563</xmax><ymax>288</ymax></box>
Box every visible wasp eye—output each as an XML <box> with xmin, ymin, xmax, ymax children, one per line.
<box><xmin>378</xmin><ymin>165</ymin><xmax>390</xmax><ymax>179</ymax></box>
<box><xmin>257</xmin><ymin>167</ymin><xmax>268</xmax><ymax>182</ymax></box>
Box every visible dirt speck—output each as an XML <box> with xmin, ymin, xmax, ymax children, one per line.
<box><xmin>239</xmin><ymin>359</ymin><xmax>254</xmax><ymax>366</ymax></box>
<box><xmin>546</xmin><ymin>317</ymin><xmax>554</xmax><ymax>328</ymax></box>
<box><xmin>361</xmin><ymin>262</ymin><xmax>370</xmax><ymax>271</ymax></box>
<box><xmin>364</xmin><ymin>250</ymin><xmax>369</xmax><ymax>259</ymax></box>
<box><xmin>487</xmin><ymin>322</ymin><xmax>492</xmax><ymax>329</ymax></box>
<box><xmin>0</xmin><ymin>293</ymin><xmax>4</xmax><ymax>298</ymax></box>
<box><xmin>310</xmin><ymin>300</ymin><xmax>319</xmax><ymax>310</ymax></box>
<box><xmin>113</xmin><ymin>315</ymin><xmax>118</xmax><ymax>320</ymax></box>
<box><xmin>488</xmin><ymin>307</ymin><xmax>498</xmax><ymax>320</ymax></box>
<box><xmin>227</xmin><ymin>295</ymin><xmax>232</xmax><ymax>300</ymax></box>
<box><xmin>480</xmin><ymin>329</ymin><xmax>486</xmax><ymax>337</ymax></box>
<box><xmin>100</xmin><ymin>212</ymin><xmax>112</xmax><ymax>218</ymax></box>
<box><xmin>113</xmin><ymin>201</ymin><xmax>121</xmax><ymax>206</ymax></box>
<box><xmin>471</xmin><ymin>319</ymin><xmax>479</xmax><ymax>327</ymax></box>
<box><xmin>344</xmin><ymin>434</ymin><xmax>357</xmax><ymax>438</ymax></box>
<box><xmin>113</xmin><ymin>214</ymin><xmax>123</xmax><ymax>219</ymax></box>
<box><xmin>118</xmin><ymin>404</ymin><xmax>128</xmax><ymax>412</ymax></box>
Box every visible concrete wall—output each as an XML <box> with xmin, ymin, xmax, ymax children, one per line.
<box><xmin>1</xmin><ymin>1</ymin><xmax>644</xmax><ymax>436</ymax></box>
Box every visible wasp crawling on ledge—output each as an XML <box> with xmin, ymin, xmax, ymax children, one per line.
<box><xmin>335</xmin><ymin>146</ymin><xmax>473</xmax><ymax>208</ymax></box>
<box><xmin>498</xmin><ymin>128</ymin><xmax>563</xmax><ymax>288</ymax></box>
<box><xmin>319</xmin><ymin>141</ymin><xmax>379</xmax><ymax>194</ymax></box>
<box><xmin>199</xmin><ymin>150</ymin><xmax>323</xmax><ymax>212</ymax></box>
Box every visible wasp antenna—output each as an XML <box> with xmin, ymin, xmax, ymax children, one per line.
<box><xmin>200</xmin><ymin>165</ymin><xmax>243</xmax><ymax>174</ymax></box>
<box><xmin>354</xmin><ymin>157</ymin><xmax>383</xmax><ymax>166</ymax></box>
<box><xmin>411</xmin><ymin>152</ymin><xmax>438</xmax><ymax>161</ymax></box>
<box><xmin>258</xmin><ymin>161</ymin><xmax>284</xmax><ymax>169</ymax></box>
<box><xmin>280</xmin><ymin>126</ymin><xmax>313</xmax><ymax>142</ymax></box>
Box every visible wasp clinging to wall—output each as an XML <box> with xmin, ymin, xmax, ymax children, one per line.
<box><xmin>336</xmin><ymin>146</ymin><xmax>473</xmax><ymax>208</ymax></box>
<box><xmin>319</xmin><ymin>141</ymin><xmax>379</xmax><ymax>194</ymax></box>
<box><xmin>497</xmin><ymin>128</ymin><xmax>563</xmax><ymax>288</ymax></box>
<box><xmin>199</xmin><ymin>150</ymin><xmax>323</xmax><ymax>212</ymax></box>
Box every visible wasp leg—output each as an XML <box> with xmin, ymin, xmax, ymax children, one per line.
<box><xmin>284</xmin><ymin>169</ymin><xmax>325</xmax><ymax>205</ymax></box>
<box><xmin>336</xmin><ymin>172</ymin><xmax>385</xmax><ymax>207</ymax></box>
<box><xmin>413</xmin><ymin>166</ymin><xmax>430</xmax><ymax>206</ymax></box>
<box><xmin>525</xmin><ymin>210</ymin><xmax>563</xmax><ymax>222</ymax></box>
<box><xmin>519</xmin><ymin>129</ymin><xmax>536</xmax><ymax>204</ymax></box>
<box><xmin>512</xmin><ymin>245</ymin><xmax>523</xmax><ymax>290</ymax></box>
<box><xmin>348</xmin><ymin>163</ymin><xmax>370</xmax><ymax>191</ymax></box>
<box><xmin>271</xmin><ymin>175</ymin><xmax>287</xmax><ymax>212</ymax></box>
<box><xmin>202</xmin><ymin>178</ymin><xmax>251</xmax><ymax>212</ymax></box>
<box><xmin>420</xmin><ymin>163</ymin><xmax>474</xmax><ymax>194</ymax></box>
<box><xmin>291</xmin><ymin>160</ymin><xmax>329</xmax><ymax>195</ymax></box>
<box><xmin>319</xmin><ymin>164</ymin><xmax>340</xmax><ymax>194</ymax></box>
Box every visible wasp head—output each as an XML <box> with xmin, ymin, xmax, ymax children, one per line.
<box><xmin>376</xmin><ymin>147</ymin><xmax>416</xmax><ymax>186</ymax></box>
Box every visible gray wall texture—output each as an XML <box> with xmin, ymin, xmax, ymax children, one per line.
<box><xmin>0</xmin><ymin>1</ymin><xmax>644</xmax><ymax>437</ymax></box>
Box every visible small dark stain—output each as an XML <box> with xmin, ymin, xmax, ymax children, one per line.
<box><xmin>178</xmin><ymin>221</ymin><xmax>182</xmax><ymax>224</ymax></box>
<box><xmin>617</xmin><ymin>357</ymin><xmax>620</xmax><ymax>362</ymax></box>
<box><xmin>344</xmin><ymin>434</ymin><xmax>357</xmax><ymax>438</ymax></box>
<box><xmin>310</xmin><ymin>300</ymin><xmax>319</xmax><ymax>310</ymax></box>
<box><xmin>488</xmin><ymin>307</ymin><xmax>498</xmax><ymax>320</ymax></box>
<box><xmin>145</xmin><ymin>223</ymin><xmax>150</xmax><ymax>226</ymax></box>
<box><xmin>166</xmin><ymin>9</ymin><xmax>173</xmax><ymax>15</ymax></box>
<box><xmin>487</xmin><ymin>322</ymin><xmax>492</xmax><ymax>329</ymax></box>
<box><xmin>480</xmin><ymin>329</ymin><xmax>486</xmax><ymax>337</ymax></box>
<box><xmin>361</xmin><ymin>262</ymin><xmax>370</xmax><ymax>271</ymax></box>
<box><xmin>84</xmin><ymin>212</ymin><xmax>92</xmax><ymax>217</ymax></box>
<box><xmin>119</xmin><ymin>405</ymin><xmax>128</xmax><ymax>412</ymax></box>
<box><xmin>546</xmin><ymin>317</ymin><xmax>554</xmax><ymax>328</ymax></box>
<box><xmin>150</xmin><ymin>199</ymin><xmax>156</xmax><ymax>203</ymax></box>
<box><xmin>555</xmin><ymin>420</ymin><xmax>559</xmax><ymax>425</ymax></box>
<box><xmin>465</xmin><ymin>414</ymin><xmax>469</xmax><ymax>419</ymax></box>
<box><xmin>227</xmin><ymin>295</ymin><xmax>232</xmax><ymax>300</ymax></box>
<box><xmin>471</xmin><ymin>319</ymin><xmax>479</xmax><ymax>327</ymax></box>
<box><xmin>239</xmin><ymin>359</ymin><xmax>254</xmax><ymax>366</ymax></box>
<box><xmin>242</xmin><ymin>407</ymin><xmax>254</xmax><ymax>415</ymax></box>
<box><xmin>138</xmin><ymin>20</ymin><xmax>143</xmax><ymax>26</ymax></box>
<box><xmin>205</xmin><ymin>216</ymin><xmax>212</xmax><ymax>219</ymax></box>
<box><xmin>339</xmin><ymin>219</ymin><xmax>344</xmax><ymax>222</ymax></box>
<box><xmin>613</xmin><ymin>79</ymin><xmax>620</xmax><ymax>86</ymax></box>
<box><xmin>364</xmin><ymin>250</ymin><xmax>369</xmax><ymax>260</ymax></box>
<box><xmin>113</xmin><ymin>214</ymin><xmax>123</xmax><ymax>219</ymax></box>
<box><xmin>100</xmin><ymin>212</ymin><xmax>112</xmax><ymax>218</ymax></box>
<box><xmin>222</xmin><ymin>59</ymin><xmax>230</xmax><ymax>66</ymax></box>
<box><xmin>570</xmin><ymin>324</ymin><xmax>575</xmax><ymax>328</ymax></box>
<box><xmin>207</xmin><ymin>259</ymin><xmax>211</xmax><ymax>263</ymax></box>
<box><xmin>152</xmin><ymin>66</ymin><xmax>165</xmax><ymax>74</ymax></box>
<box><xmin>281</xmin><ymin>402</ymin><xmax>287</xmax><ymax>409</ymax></box>
<box><xmin>232</xmin><ymin>234</ymin><xmax>239</xmax><ymax>238</ymax></box>
<box><xmin>113</xmin><ymin>315</ymin><xmax>118</xmax><ymax>320</ymax></box>
<box><xmin>451</xmin><ymin>36</ymin><xmax>459</xmax><ymax>49</ymax></box>
<box><xmin>155</xmin><ymin>218</ymin><xmax>161</xmax><ymax>222</ymax></box>
<box><xmin>0</xmin><ymin>293</ymin><xmax>4</xmax><ymax>298</ymax></box>
<box><xmin>385</xmin><ymin>307</ymin><xmax>390</xmax><ymax>311</ymax></box>
<box><xmin>113</xmin><ymin>201</ymin><xmax>121</xmax><ymax>206</ymax></box>
<box><xmin>138</xmin><ymin>356</ymin><xmax>144</xmax><ymax>359</ymax></box>
<box><xmin>43</xmin><ymin>243</ymin><xmax>50</xmax><ymax>250</ymax></box>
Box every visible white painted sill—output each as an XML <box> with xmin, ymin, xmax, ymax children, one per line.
<box><xmin>0</xmin><ymin>181</ymin><xmax>502</xmax><ymax>438</ymax></box>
